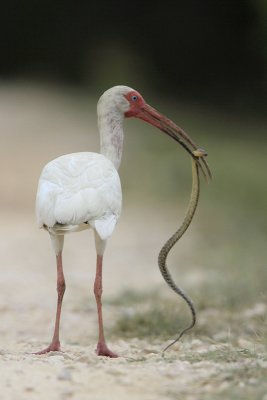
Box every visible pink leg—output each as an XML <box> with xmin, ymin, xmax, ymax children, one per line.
<box><xmin>94</xmin><ymin>255</ymin><xmax>118</xmax><ymax>358</ymax></box>
<box><xmin>35</xmin><ymin>252</ymin><xmax>65</xmax><ymax>354</ymax></box>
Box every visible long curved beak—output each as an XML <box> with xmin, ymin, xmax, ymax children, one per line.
<box><xmin>136</xmin><ymin>103</ymin><xmax>212</xmax><ymax>181</ymax></box>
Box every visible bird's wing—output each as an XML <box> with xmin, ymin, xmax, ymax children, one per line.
<box><xmin>36</xmin><ymin>152</ymin><xmax>122</xmax><ymax>239</ymax></box>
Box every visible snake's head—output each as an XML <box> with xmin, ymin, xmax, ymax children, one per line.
<box><xmin>192</xmin><ymin>147</ymin><xmax>212</xmax><ymax>183</ymax></box>
<box><xmin>193</xmin><ymin>148</ymin><xmax>208</xmax><ymax>158</ymax></box>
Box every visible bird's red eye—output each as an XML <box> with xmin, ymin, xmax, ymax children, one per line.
<box><xmin>131</xmin><ymin>95</ymin><xmax>138</xmax><ymax>101</ymax></box>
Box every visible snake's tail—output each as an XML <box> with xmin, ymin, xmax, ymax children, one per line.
<box><xmin>158</xmin><ymin>159</ymin><xmax>200</xmax><ymax>352</ymax></box>
<box><xmin>158</xmin><ymin>257</ymin><xmax>197</xmax><ymax>352</ymax></box>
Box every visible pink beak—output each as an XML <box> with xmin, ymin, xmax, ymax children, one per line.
<box><xmin>136</xmin><ymin>103</ymin><xmax>212</xmax><ymax>181</ymax></box>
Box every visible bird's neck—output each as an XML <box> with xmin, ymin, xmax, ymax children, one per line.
<box><xmin>98</xmin><ymin>112</ymin><xmax>124</xmax><ymax>170</ymax></box>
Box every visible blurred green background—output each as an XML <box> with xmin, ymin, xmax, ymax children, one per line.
<box><xmin>0</xmin><ymin>0</ymin><xmax>266</xmax><ymax>111</ymax></box>
<box><xmin>0</xmin><ymin>0</ymin><xmax>266</xmax><ymax>346</ymax></box>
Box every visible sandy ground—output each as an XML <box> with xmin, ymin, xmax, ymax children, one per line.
<box><xmin>0</xmin><ymin>83</ymin><xmax>266</xmax><ymax>400</ymax></box>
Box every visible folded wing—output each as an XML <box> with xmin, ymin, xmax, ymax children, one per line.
<box><xmin>36</xmin><ymin>152</ymin><xmax>122</xmax><ymax>240</ymax></box>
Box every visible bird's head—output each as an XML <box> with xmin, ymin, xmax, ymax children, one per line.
<box><xmin>99</xmin><ymin>86</ymin><xmax>211</xmax><ymax>180</ymax></box>
<box><xmin>97</xmin><ymin>85</ymin><xmax>144</xmax><ymax>115</ymax></box>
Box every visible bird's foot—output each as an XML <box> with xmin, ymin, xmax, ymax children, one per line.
<box><xmin>95</xmin><ymin>341</ymin><xmax>118</xmax><ymax>358</ymax></box>
<box><xmin>33</xmin><ymin>341</ymin><xmax>61</xmax><ymax>355</ymax></box>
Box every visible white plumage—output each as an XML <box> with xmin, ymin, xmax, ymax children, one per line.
<box><xmin>36</xmin><ymin>152</ymin><xmax>121</xmax><ymax>241</ymax></box>
<box><xmin>34</xmin><ymin>86</ymin><xmax>135</xmax><ymax>357</ymax></box>
<box><xmin>34</xmin><ymin>85</ymin><xmax>200</xmax><ymax>357</ymax></box>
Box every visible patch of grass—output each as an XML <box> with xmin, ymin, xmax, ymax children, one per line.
<box><xmin>107</xmin><ymin>288</ymin><xmax>158</xmax><ymax>306</ymax></box>
<box><xmin>112</xmin><ymin>304</ymin><xmax>187</xmax><ymax>339</ymax></box>
<box><xmin>109</xmin><ymin>288</ymin><xmax>267</xmax><ymax>345</ymax></box>
<box><xmin>181</xmin><ymin>347</ymin><xmax>259</xmax><ymax>364</ymax></box>
<box><xmin>110</xmin><ymin>293</ymin><xmax>190</xmax><ymax>339</ymax></box>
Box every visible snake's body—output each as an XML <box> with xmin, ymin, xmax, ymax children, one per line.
<box><xmin>158</xmin><ymin>151</ymin><xmax>205</xmax><ymax>352</ymax></box>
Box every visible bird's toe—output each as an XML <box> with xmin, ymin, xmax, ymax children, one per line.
<box><xmin>95</xmin><ymin>341</ymin><xmax>118</xmax><ymax>358</ymax></box>
<box><xmin>33</xmin><ymin>341</ymin><xmax>61</xmax><ymax>355</ymax></box>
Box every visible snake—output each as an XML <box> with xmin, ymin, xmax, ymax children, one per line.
<box><xmin>158</xmin><ymin>148</ymin><xmax>210</xmax><ymax>352</ymax></box>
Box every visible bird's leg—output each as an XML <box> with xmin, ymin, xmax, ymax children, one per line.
<box><xmin>35</xmin><ymin>251</ymin><xmax>65</xmax><ymax>354</ymax></box>
<box><xmin>94</xmin><ymin>254</ymin><xmax>118</xmax><ymax>358</ymax></box>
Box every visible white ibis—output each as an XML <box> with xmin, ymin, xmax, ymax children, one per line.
<box><xmin>35</xmin><ymin>85</ymin><xmax>210</xmax><ymax>357</ymax></box>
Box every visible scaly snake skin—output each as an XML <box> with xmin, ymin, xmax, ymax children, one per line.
<box><xmin>158</xmin><ymin>149</ymin><xmax>207</xmax><ymax>352</ymax></box>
